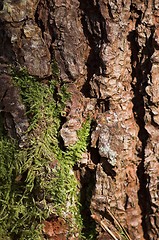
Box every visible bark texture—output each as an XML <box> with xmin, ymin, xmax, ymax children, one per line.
<box><xmin>0</xmin><ymin>0</ymin><xmax>159</xmax><ymax>239</ymax></box>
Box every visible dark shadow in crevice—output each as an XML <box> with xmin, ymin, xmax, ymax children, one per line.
<box><xmin>0</xmin><ymin>112</ymin><xmax>7</xmax><ymax>136</ymax></box>
<box><xmin>80</xmin><ymin>166</ymin><xmax>98</xmax><ymax>239</ymax></box>
<box><xmin>0</xmin><ymin>0</ymin><xmax>3</xmax><ymax>10</ymax></box>
<box><xmin>35</xmin><ymin>11</ymin><xmax>45</xmax><ymax>39</ymax></box>
<box><xmin>129</xmin><ymin>4</ymin><xmax>143</xmax><ymax>26</ymax></box>
<box><xmin>78</xmin><ymin>0</ymin><xmax>109</xmax><ymax>97</ymax></box>
<box><xmin>0</xmin><ymin>20</ymin><xmax>16</xmax><ymax>63</ymax></box>
<box><xmin>107</xmin><ymin>3</ymin><xmax>114</xmax><ymax>19</ymax></box>
<box><xmin>96</xmin><ymin>97</ymin><xmax>110</xmax><ymax>113</ymax></box>
<box><xmin>100</xmin><ymin>157</ymin><xmax>116</xmax><ymax>179</ymax></box>
<box><xmin>90</xmin><ymin>147</ymin><xmax>100</xmax><ymax>165</ymax></box>
<box><xmin>79</xmin><ymin>128</ymin><xmax>116</xmax><ymax>238</ymax></box>
<box><xmin>137</xmin><ymin>161</ymin><xmax>152</xmax><ymax>240</ymax></box>
<box><xmin>127</xmin><ymin>12</ymin><xmax>155</xmax><ymax>238</ymax></box>
<box><xmin>89</xmin><ymin>119</ymin><xmax>101</xmax><ymax>165</ymax></box>
<box><xmin>79</xmin><ymin>118</ymin><xmax>100</xmax><ymax>239</ymax></box>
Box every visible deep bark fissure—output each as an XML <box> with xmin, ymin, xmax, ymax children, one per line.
<box><xmin>80</xmin><ymin>166</ymin><xmax>97</xmax><ymax>239</ymax></box>
<box><xmin>101</xmin><ymin>158</ymin><xmax>116</xmax><ymax>179</ymax></box>
<box><xmin>79</xmin><ymin>0</ymin><xmax>108</xmax><ymax>97</ymax></box>
<box><xmin>79</xmin><ymin>119</ymin><xmax>101</xmax><ymax>238</ymax></box>
<box><xmin>0</xmin><ymin>1</ymin><xmax>3</xmax><ymax>11</ymax></box>
<box><xmin>128</xmin><ymin>11</ymin><xmax>155</xmax><ymax>238</ymax></box>
<box><xmin>35</xmin><ymin>13</ymin><xmax>45</xmax><ymax>39</ymax></box>
<box><xmin>35</xmin><ymin>0</ymin><xmax>57</xmax><ymax>60</ymax></box>
<box><xmin>96</xmin><ymin>98</ymin><xmax>110</xmax><ymax>113</ymax></box>
<box><xmin>0</xmin><ymin>22</ymin><xmax>15</xmax><ymax>62</ymax></box>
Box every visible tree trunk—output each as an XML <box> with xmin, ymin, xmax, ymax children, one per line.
<box><xmin>0</xmin><ymin>0</ymin><xmax>159</xmax><ymax>239</ymax></box>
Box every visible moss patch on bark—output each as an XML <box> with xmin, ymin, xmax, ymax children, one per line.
<box><xmin>0</xmin><ymin>68</ymin><xmax>91</xmax><ymax>239</ymax></box>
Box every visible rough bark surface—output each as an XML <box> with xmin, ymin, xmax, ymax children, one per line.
<box><xmin>0</xmin><ymin>0</ymin><xmax>159</xmax><ymax>239</ymax></box>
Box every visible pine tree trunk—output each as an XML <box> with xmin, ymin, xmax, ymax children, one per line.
<box><xmin>0</xmin><ymin>0</ymin><xmax>159</xmax><ymax>239</ymax></box>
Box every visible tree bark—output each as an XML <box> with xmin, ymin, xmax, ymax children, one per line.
<box><xmin>0</xmin><ymin>0</ymin><xmax>159</xmax><ymax>239</ymax></box>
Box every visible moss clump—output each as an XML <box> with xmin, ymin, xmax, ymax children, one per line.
<box><xmin>0</xmin><ymin>68</ymin><xmax>91</xmax><ymax>239</ymax></box>
<box><xmin>0</xmin><ymin>134</ymin><xmax>43</xmax><ymax>240</ymax></box>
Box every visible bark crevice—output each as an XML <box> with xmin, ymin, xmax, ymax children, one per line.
<box><xmin>80</xmin><ymin>166</ymin><xmax>97</xmax><ymax>239</ymax></box>
<box><xmin>128</xmin><ymin>9</ymin><xmax>155</xmax><ymax>237</ymax></box>
<box><xmin>79</xmin><ymin>0</ymin><xmax>109</xmax><ymax>97</ymax></box>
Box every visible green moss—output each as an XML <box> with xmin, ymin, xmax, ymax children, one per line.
<box><xmin>0</xmin><ymin>67</ymin><xmax>91</xmax><ymax>239</ymax></box>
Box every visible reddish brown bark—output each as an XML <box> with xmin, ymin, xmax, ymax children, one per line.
<box><xmin>1</xmin><ymin>0</ymin><xmax>159</xmax><ymax>239</ymax></box>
